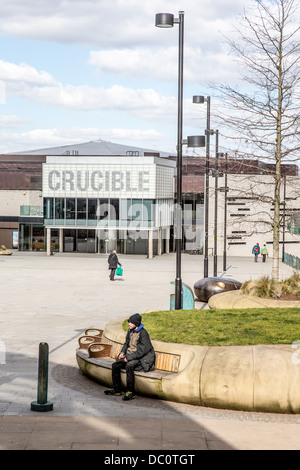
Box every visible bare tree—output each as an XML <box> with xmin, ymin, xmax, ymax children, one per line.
<box><xmin>211</xmin><ymin>0</ymin><xmax>300</xmax><ymax>280</ymax></box>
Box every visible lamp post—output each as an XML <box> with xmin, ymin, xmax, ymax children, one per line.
<box><xmin>223</xmin><ymin>152</ymin><xmax>228</xmax><ymax>271</ymax></box>
<box><xmin>193</xmin><ymin>95</ymin><xmax>211</xmax><ymax>278</ymax></box>
<box><xmin>213</xmin><ymin>130</ymin><xmax>219</xmax><ymax>277</ymax></box>
<box><xmin>156</xmin><ymin>12</ymin><xmax>184</xmax><ymax>310</ymax></box>
<box><xmin>156</xmin><ymin>12</ymin><xmax>205</xmax><ymax>309</ymax></box>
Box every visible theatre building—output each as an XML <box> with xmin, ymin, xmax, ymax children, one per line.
<box><xmin>42</xmin><ymin>154</ymin><xmax>175</xmax><ymax>256</ymax></box>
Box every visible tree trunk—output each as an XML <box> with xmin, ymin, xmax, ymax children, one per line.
<box><xmin>272</xmin><ymin>19</ymin><xmax>283</xmax><ymax>282</ymax></box>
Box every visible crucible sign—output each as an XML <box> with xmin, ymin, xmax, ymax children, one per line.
<box><xmin>43</xmin><ymin>164</ymin><xmax>156</xmax><ymax>198</ymax></box>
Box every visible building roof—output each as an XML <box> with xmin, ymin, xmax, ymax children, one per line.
<box><xmin>4</xmin><ymin>139</ymin><xmax>172</xmax><ymax>158</ymax></box>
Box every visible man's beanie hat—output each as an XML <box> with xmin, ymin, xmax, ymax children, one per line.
<box><xmin>128</xmin><ymin>313</ymin><xmax>142</xmax><ymax>326</ymax></box>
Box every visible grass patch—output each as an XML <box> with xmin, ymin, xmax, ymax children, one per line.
<box><xmin>123</xmin><ymin>308</ymin><xmax>300</xmax><ymax>346</ymax></box>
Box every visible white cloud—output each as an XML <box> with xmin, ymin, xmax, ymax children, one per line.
<box><xmin>0</xmin><ymin>0</ymin><xmax>257</xmax><ymax>155</ymax></box>
<box><xmin>0</xmin><ymin>127</ymin><xmax>168</xmax><ymax>154</ymax></box>
<box><xmin>0</xmin><ymin>60</ymin><xmax>55</xmax><ymax>86</ymax></box>
<box><xmin>0</xmin><ymin>59</ymin><xmax>178</xmax><ymax>122</ymax></box>
<box><xmin>0</xmin><ymin>0</ymin><xmax>252</xmax><ymax>47</ymax></box>
<box><xmin>89</xmin><ymin>44</ymin><xmax>240</xmax><ymax>83</ymax></box>
<box><xmin>0</xmin><ymin>114</ymin><xmax>26</xmax><ymax>128</ymax></box>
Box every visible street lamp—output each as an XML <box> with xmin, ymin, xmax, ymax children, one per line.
<box><xmin>193</xmin><ymin>95</ymin><xmax>211</xmax><ymax>278</ymax></box>
<box><xmin>156</xmin><ymin>12</ymin><xmax>205</xmax><ymax>309</ymax></box>
<box><xmin>223</xmin><ymin>153</ymin><xmax>228</xmax><ymax>271</ymax></box>
<box><xmin>213</xmin><ymin>130</ymin><xmax>219</xmax><ymax>277</ymax></box>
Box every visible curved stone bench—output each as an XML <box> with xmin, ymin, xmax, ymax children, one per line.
<box><xmin>208</xmin><ymin>290</ymin><xmax>300</xmax><ymax>309</ymax></box>
<box><xmin>76</xmin><ymin>317</ymin><xmax>300</xmax><ymax>414</ymax></box>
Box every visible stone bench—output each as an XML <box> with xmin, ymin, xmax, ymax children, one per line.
<box><xmin>76</xmin><ymin>317</ymin><xmax>300</xmax><ymax>413</ymax></box>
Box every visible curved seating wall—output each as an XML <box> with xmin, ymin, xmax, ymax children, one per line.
<box><xmin>76</xmin><ymin>317</ymin><xmax>300</xmax><ymax>414</ymax></box>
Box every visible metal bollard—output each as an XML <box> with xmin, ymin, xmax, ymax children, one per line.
<box><xmin>31</xmin><ymin>342</ymin><xmax>53</xmax><ymax>412</ymax></box>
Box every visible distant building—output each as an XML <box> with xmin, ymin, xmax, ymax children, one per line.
<box><xmin>1</xmin><ymin>139</ymin><xmax>299</xmax><ymax>258</ymax></box>
<box><xmin>43</xmin><ymin>154</ymin><xmax>175</xmax><ymax>256</ymax></box>
<box><xmin>0</xmin><ymin>140</ymin><xmax>175</xmax><ymax>256</ymax></box>
<box><xmin>174</xmin><ymin>155</ymin><xmax>300</xmax><ymax>258</ymax></box>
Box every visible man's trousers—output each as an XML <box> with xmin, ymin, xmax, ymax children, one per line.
<box><xmin>111</xmin><ymin>358</ymin><xmax>140</xmax><ymax>393</ymax></box>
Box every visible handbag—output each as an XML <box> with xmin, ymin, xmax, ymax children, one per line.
<box><xmin>116</xmin><ymin>266</ymin><xmax>123</xmax><ymax>276</ymax></box>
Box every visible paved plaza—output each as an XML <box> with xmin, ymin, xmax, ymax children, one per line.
<box><xmin>1</xmin><ymin>250</ymin><xmax>300</xmax><ymax>450</ymax></box>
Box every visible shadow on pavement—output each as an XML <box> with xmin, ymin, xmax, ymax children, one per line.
<box><xmin>0</xmin><ymin>351</ymin><xmax>233</xmax><ymax>451</ymax></box>
<box><xmin>50</xmin><ymin>362</ymin><xmax>234</xmax><ymax>451</ymax></box>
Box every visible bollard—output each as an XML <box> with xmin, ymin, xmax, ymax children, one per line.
<box><xmin>31</xmin><ymin>342</ymin><xmax>53</xmax><ymax>412</ymax></box>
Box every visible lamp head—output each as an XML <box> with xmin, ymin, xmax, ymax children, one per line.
<box><xmin>155</xmin><ymin>13</ymin><xmax>174</xmax><ymax>27</ymax></box>
<box><xmin>187</xmin><ymin>135</ymin><xmax>206</xmax><ymax>148</ymax></box>
<box><xmin>193</xmin><ymin>95</ymin><xmax>205</xmax><ymax>104</ymax></box>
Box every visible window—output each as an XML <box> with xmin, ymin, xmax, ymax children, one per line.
<box><xmin>88</xmin><ymin>199</ymin><xmax>97</xmax><ymax>220</ymax></box>
<box><xmin>55</xmin><ymin>198</ymin><xmax>65</xmax><ymax>222</ymax></box>
<box><xmin>30</xmin><ymin>176</ymin><xmax>42</xmax><ymax>189</ymax></box>
<box><xmin>66</xmin><ymin>198</ymin><xmax>76</xmax><ymax>223</ymax></box>
<box><xmin>143</xmin><ymin>199</ymin><xmax>154</xmax><ymax>226</ymax></box>
<box><xmin>98</xmin><ymin>198</ymin><xmax>109</xmax><ymax>225</ymax></box>
<box><xmin>77</xmin><ymin>198</ymin><xmax>87</xmax><ymax>223</ymax></box>
<box><xmin>44</xmin><ymin>198</ymin><xmax>54</xmax><ymax>219</ymax></box>
<box><xmin>110</xmin><ymin>199</ymin><xmax>119</xmax><ymax>223</ymax></box>
<box><xmin>129</xmin><ymin>199</ymin><xmax>142</xmax><ymax>224</ymax></box>
<box><xmin>120</xmin><ymin>200</ymin><xmax>130</xmax><ymax>226</ymax></box>
<box><xmin>120</xmin><ymin>199</ymin><xmax>155</xmax><ymax>227</ymax></box>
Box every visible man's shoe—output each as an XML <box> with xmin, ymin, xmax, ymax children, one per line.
<box><xmin>104</xmin><ymin>389</ymin><xmax>121</xmax><ymax>396</ymax></box>
<box><xmin>122</xmin><ymin>391</ymin><xmax>135</xmax><ymax>401</ymax></box>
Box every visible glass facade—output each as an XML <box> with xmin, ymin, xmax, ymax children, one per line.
<box><xmin>40</xmin><ymin>197</ymin><xmax>161</xmax><ymax>254</ymax></box>
<box><xmin>44</xmin><ymin>197</ymin><xmax>155</xmax><ymax>228</ymax></box>
<box><xmin>19</xmin><ymin>223</ymin><xmax>53</xmax><ymax>252</ymax></box>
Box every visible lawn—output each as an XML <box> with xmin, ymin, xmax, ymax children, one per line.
<box><xmin>123</xmin><ymin>308</ymin><xmax>300</xmax><ymax>346</ymax></box>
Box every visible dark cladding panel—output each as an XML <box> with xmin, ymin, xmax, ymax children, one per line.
<box><xmin>0</xmin><ymin>155</ymin><xmax>44</xmax><ymax>190</ymax></box>
<box><xmin>0</xmin><ymin>170</ymin><xmax>39</xmax><ymax>189</ymax></box>
<box><xmin>174</xmin><ymin>175</ymin><xmax>204</xmax><ymax>194</ymax></box>
<box><xmin>0</xmin><ymin>169</ymin><xmax>42</xmax><ymax>190</ymax></box>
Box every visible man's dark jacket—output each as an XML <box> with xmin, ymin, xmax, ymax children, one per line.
<box><xmin>108</xmin><ymin>252</ymin><xmax>120</xmax><ymax>269</ymax></box>
<box><xmin>121</xmin><ymin>327</ymin><xmax>155</xmax><ymax>372</ymax></box>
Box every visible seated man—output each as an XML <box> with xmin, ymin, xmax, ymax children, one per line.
<box><xmin>104</xmin><ymin>313</ymin><xmax>155</xmax><ymax>401</ymax></box>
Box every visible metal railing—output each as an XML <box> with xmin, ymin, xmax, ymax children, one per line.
<box><xmin>284</xmin><ymin>252</ymin><xmax>300</xmax><ymax>271</ymax></box>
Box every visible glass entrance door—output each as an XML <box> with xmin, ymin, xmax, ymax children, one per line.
<box><xmin>77</xmin><ymin>229</ymin><xmax>96</xmax><ymax>253</ymax></box>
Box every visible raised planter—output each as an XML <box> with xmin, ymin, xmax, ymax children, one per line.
<box><xmin>77</xmin><ymin>316</ymin><xmax>300</xmax><ymax>414</ymax></box>
<box><xmin>208</xmin><ymin>290</ymin><xmax>300</xmax><ymax>309</ymax></box>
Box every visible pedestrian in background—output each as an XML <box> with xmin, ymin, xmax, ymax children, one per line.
<box><xmin>252</xmin><ymin>243</ymin><xmax>260</xmax><ymax>262</ymax></box>
<box><xmin>108</xmin><ymin>250</ymin><xmax>122</xmax><ymax>281</ymax></box>
<box><xmin>261</xmin><ymin>244</ymin><xmax>269</xmax><ymax>263</ymax></box>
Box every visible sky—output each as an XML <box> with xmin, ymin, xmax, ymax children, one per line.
<box><xmin>0</xmin><ymin>0</ymin><xmax>254</xmax><ymax>155</ymax></box>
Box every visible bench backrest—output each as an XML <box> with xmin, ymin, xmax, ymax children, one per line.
<box><xmin>155</xmin><ymin>351</ymin><xmax>180</xmax><ymax>373</ymax></box>
<box><xmin>101</xmin><ymin>337</ymin><xmax>180</xmax><ymax>372</ymax></box>
<box><xmin>79</xmin><ymin>334</ymin><xmax>181</xmax><ymax>373</ymax></box>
